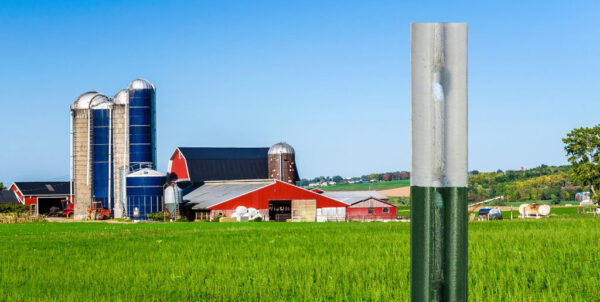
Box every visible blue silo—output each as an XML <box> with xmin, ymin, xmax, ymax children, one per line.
<box><xmin>90</xmin><ymin>95</ymin><xmax>114</xmax><ymax>211</ymax></box>
<box><xmin>128</xmin><ymin>79</ymin><xmax>156</xmax><ymax>171</ymax></box>
<box><xmin>126</xmin><ymin>168</ymin><xmax>165</xmax><ymax>220</ymax></box>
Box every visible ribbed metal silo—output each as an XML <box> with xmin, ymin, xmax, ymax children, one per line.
<box><xmin>163</xmin><ymin>183</ymin><xmax>182</xmax><ymax>216</ymax></box>
<box><xmin>126</xmin><ymin>168</ymin><xmax>165</xmax><ymax>220</ymax></box>
<box><xmin>90</xmin><ymin>96</ymin><xmax>114</xmax><ymax>212</ymax></box>
<box><xmin>128</xmin><ymin>79</ymin><xmax>156</xmax><ymax>171</ymax></box>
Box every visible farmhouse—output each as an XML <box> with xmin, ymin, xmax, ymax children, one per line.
<box><xmin>181</xmin><ymin>180</ymin><xmax>348</xmax><ymax>221</ymax></box>
<box><xmin>9</xmin><ymin>182</ymin><xmax>70</xmax><ymax>215</ymax></box>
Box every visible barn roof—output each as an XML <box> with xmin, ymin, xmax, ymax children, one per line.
<box><xmin>0</xmin><ymin>191</ymin><xmax>20</xmax><ymax>204</ymax></box>
<box><xmin>321</xmin><ymin>191</ymin><xmax>390</xmax><ymax>205</ymax></box>
<box><xmin>177</xmin><ymin>147</ymin><xmax>270</xmax><ymax>183</ymax></box>
<box><xmin>12</xmin><ymin>182</ymin><xmax>70</xmax><ymax>196</ymax></box>
<box><xmin>183</xmin><ymin>180</ymin><xmax>274</xmax><ymax>210</ymax></box>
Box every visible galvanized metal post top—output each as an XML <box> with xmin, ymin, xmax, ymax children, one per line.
<box><xmin>411</xmin><ymin>22</ymin><xmax>468</xmax><ymax>188</ymax></box>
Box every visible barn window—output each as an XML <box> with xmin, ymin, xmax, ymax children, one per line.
<box><xmin>383</xmin><ymin>208</ymin><xmax>389</xmax><ymax>213</ymax></box>
<box><xmin>368</xmin><ymin>208</ymin><xmax>374</xmax><ymax>214</ymax></box>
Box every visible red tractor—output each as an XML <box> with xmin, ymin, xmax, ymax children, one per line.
<box><xmin>46</xmin><ymin>199</ymin><xmax>75</xmax><ymax>218</ymax></box>
<box><xmin>87</xmin><ymin>201</ymin><xmax>111</xmax><ymax>220</ymax></box>
<box><xmin>62</xmin><ymin>199</ymin><xmax>74</xmax><ymax>218</ymax></box>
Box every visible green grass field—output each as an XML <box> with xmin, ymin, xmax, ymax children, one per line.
<box><xmin>316</xmin><ymin>179</ymin><xmax>410</xmax><ymax>191</ymax></box>
<box><xmin>1</xmin><ymin>217</ymin><xmax>599</xmax><ymax>301</ymax></box>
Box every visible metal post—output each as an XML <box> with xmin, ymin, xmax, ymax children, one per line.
<box><xmin>411</xmin><ymin>23</ymin><xmax>468</xmax><ymax>302</ymax></box>
<box><xmin>70</xmin><ymin>111</ymin><xmax>73</xmax><ymax>205</ymax></box>
<box><xmin>108</xmin><ymin>106</ymin><xmax>112</xmax><ymax>217</ymax></box>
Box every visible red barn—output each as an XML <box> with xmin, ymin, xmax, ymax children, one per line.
<box><xmin>167</xmin><ymin>147</ymin><xmax>271</xmax><ymax>183</ymax></box>
<box><xmin>10</xmin><ymin>182</ymin><xmax>71</xmax><ymax>215</ymax></box>
<box><xmin>182</xmin><ymin>180</ymin><xmax>348</xmax><ymax>222</ymax></box>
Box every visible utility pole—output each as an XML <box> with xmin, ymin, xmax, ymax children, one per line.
<box><xmin>411</xmin><ymin>23</ymin><xmax>468</xmax><ymax>302</ymax></box>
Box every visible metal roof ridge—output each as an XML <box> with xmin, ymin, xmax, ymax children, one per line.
<box><xmin>203</xmin><ymin>179</ymin><xmax>275</xmax><ymax>184</ymax></box>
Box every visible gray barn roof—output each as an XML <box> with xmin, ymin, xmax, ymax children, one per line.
<box><xmin>0</xmin><ymin>191</ymin><xmax>20</xmax><ymax>204</ymax></box>
<box><xmin>178</xmin><ymin>147</ymin><xmax>270</xmax><ymax>183</ymax></box>
<box><xmin>321</xmin><ymin>191</ymin><xmax>390</xmax><ymax>205</ymax></box>
<box><xmin>183</xmin><ymin>180</ymin><xmax>274</xmax><ymax>210</ymax></box>
<box><xmin>12</xmin><ymin>182</ymin><xmax>70</xmax><ymax>196</ymax></box>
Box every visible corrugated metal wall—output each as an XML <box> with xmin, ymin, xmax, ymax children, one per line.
<box><xmin>91</xmin><ymin>108</ymin><xmax>113</xmax><ymax>210</ymax></box>
<box><xmin>126</xmin><ymin>175</ymin><xmax>165</xmax><ymax>219</ymax></box>
<box><xmin>128</xmin><ymin>88</ymin><xmax>155</xmax><ymax>170</ymax></box>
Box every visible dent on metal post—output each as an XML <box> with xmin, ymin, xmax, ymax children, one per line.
<box><xmin>411</xmin><ymin>23</ymin><xmax>468</xmax><ymax>302</ymax></box>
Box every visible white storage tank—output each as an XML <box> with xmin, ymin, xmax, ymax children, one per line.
<box><xmin>519</xmin><ymin>203</ymin><xmax>551</xmax><ymax>218</ymax></box>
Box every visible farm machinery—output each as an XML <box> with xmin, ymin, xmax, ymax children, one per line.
<box><xmin>87</xmin><ymin>201</ymin><xmax>111</xmax><ymax>220</ymax></box>
<box><xmin>468</xmin><ymin>196</ymin><xmax>504</xmax><ymax>221</ymax></box>
<box><xmin>45</xmin><ymin>199</ymin><xmax>74</xmax><ymax>218</ymax></box>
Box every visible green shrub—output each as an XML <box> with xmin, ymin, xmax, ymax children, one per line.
<box><xmin>146</xmin><ymin>211</ymin><xmax>171</xmax><ymax>221</ymax></box>
<box><xmin>251</xmin><ymin>216</ymin><xmax>263</xmax><ymax>222</ymax></box>
<box><xmin>389</xmin><ymin>197</ymin><xmax>410</xmax><ymax>205</ymax></box>
<box><xmin>175</xmin><ymin>216</ymin><xmax>188</xmax><ymax>222</ymax></box>
<box><xmin>211</xmin><ymin>213</ymin><xmax>223</xmax><ymax>222</ymax></box>
<box><xmin>0</xmin><ymin>203</ymin><xmax>29</xmax><ymax>214</ymax></box>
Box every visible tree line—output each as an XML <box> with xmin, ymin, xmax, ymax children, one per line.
<box><xmin>468</xmin><ymin>165</ymin><xmax>579</xmax><ymax>204</ymax></box>
<box><xmin>296</xmin><ymin>171</ymin><xmax>410</xmax><ymax>187</ymax></box>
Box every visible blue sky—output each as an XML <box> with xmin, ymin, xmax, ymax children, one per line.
<box><xmin>0</xmin><ymin>0</ymin><xmax>598</xmax><ymax>184</ymax></box>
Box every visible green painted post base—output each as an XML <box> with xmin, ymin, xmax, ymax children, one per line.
<box><xmin>411</xmin><ymin>186</ymin><xmax>468</xmax><ymax>302</ymax></box>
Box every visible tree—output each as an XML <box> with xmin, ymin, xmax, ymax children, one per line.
<box><xmin>560</xmin><ymin>190</ymin><xmax>571</xmax><ymax>202</ymax></box>
<box><xmin>0</xmin><ymin>182</ymin><xmax>5</xmax><ymax>190</ymax></box>
<box><xmin>383</xmin><ymin>173</ymin><xmax>392</xmax><ymax>182</ymax></box>
<box><xmin>563</xmin><ymin>125</ymin><xmax>600</xmax><ymax>204</ymax></box>
<box><xmin>332</xmin><ymin>176</ymin><xmax>343</xmax><ymax>183</ymax></box>
<box><xmin>296</xmin><ymin>179</ymin><xmax>310</xmax><ymax>187</ymax></box>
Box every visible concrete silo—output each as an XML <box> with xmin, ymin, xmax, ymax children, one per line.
<box><xmin>268</xmin><ymin>142</ymin><xmax>298</xmax><ymax>184</ymax></box>
<box><xmin>111</xmin><ymin>89</ymin><xmax>129</xmax><ymax>218</ymax></box>
<box><xmin>112</xmin><ymin>89</ymin><xmax>129</xmax><ymax>218</ymax></box>
<box><xmin>71</xmin><ymin>91</ymin><xmax>108</xmax><ymax>219</ymax></box>
<box><xmin>128</xmin><ymin>79</ymin><xmax>156</xmax><ymax>170</ymax></box>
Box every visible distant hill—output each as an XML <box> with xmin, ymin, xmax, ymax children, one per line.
<box><xmin>468</xmin><ymin>165</ymin><xmax>579</xmax><ymax>204</ymax></box>
<box><xmin>315</xmin><ymin>179</ymin><xmax>410</xmax><ymax>192</ymax></box>
<box><xmin>308</xmin><ymin>165</ymin><xmax>578</xmax><ymax>206</ymax></box>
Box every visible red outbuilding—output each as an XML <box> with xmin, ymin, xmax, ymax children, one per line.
<box><xmin>344</xmin><ymin>198</ymin><xmax>397</xmax><ymax>221</ymax></box>
<box><xmin>319</xmin><ymin>191</ymin><xmax>398</xmax><ymax>221</ymax></box>
<box><xmin>10</xmin><ymin>182</ymin><xmax>71</xmax><ymax>215</ymax></box>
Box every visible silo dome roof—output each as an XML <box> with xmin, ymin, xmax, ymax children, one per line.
<box><xmin>268</xmin><ymin>142</ymin><xmax>295</xmax><ymax>155</ymax></box>
<box><xmin>113</xmin><ymin>89</ymin><xmax>129</xmax><ymax>105</ymax></box>
<box><xmin>90</xmin><ymin>94</ymin><xmax>111</xmax><ymax>109</ymax></box>
<box><xmin>72</xmin><ymin>91</ymin><xmax>103</xmax><ymax>109</ymax></box>
<box><xmin>127</xmin><ymin>168</ymin><xmax>165</xmax><ymax>178</ymax></box>
<box><xmin>128</xmin><ymin>78</ymin><xmax>155</xmax><ymax>90</ymax></box>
